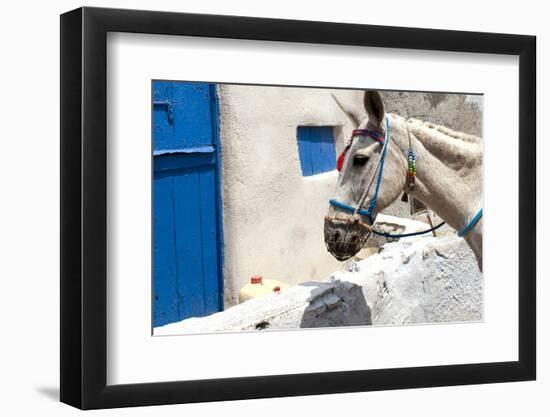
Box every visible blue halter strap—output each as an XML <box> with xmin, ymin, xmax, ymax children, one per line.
<box><xmin>329</xmin><ymin>199</ymin><xmax>372</xmax><ymax>220</ymax></box>
<box><xmin>458</xmin><ymin>208</ymin><xmax>483</xmax><ymax>237</ymax></box>
<box><xmin>366</xmin><ymin>117</ymin><xmax>391</xmax><ymax>216</ymax></box>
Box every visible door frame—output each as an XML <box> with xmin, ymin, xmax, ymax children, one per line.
<box><xmin>209</xmin><ymin>83</ymin><xmax>225</xmax><ymax>311</ymax></box>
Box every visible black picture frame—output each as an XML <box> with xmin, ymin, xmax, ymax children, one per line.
<box><xmin>60</xmin><ymin>6</ymin><xmax>536</xmax><ymax>410</ymax></box>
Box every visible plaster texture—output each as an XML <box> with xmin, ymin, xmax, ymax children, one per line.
<box><xmin>217</xmin><ymin>85</ymin><xmax>365</xmax><ymax>305</ymax></box>
<box><xmin>155</xmin><ymin>280</ymin><xmax>371</xmax><ymax>334</ymax></box>
<box><xmin>339</xmin><ymin>234</ymin><xmax>482</xmax><ymax>325</ymax></box>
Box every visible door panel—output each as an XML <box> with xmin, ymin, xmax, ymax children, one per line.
<box><xmin>153</xmin><ymin>81</ymin><xmax>214</xmax><ymax>151</ymax></box>
<box><xmin>152</xmin><ymin>175</ymin><xmax>179</xmax><ymax>326</ymax></box>
<box><xmin>152</xmin><ymin>81</ymin><xmax>223</xmax><ymax>328</ymax></box>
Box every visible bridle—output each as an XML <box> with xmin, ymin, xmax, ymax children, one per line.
<box><xmin>331</xmin><ymin>116</ymin><xmax>391</xmax><ymax>225</ymax></box>
<box><xmin>328</xmin><ymin>116</ymin><xmax>482</xmax><ymax>239</ymax></box>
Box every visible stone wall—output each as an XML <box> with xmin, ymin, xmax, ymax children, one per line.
<box><xmin>340</xmin><ymin>234</ymin><xmax>482</xmax><ymax>325</ymax></box>
<box><xmin>380</xmin><ymin>91</ymin><xmax>482</xmax><ymax>137</ymax></box>
<box><xmin>154</xmin><ymin>217</ymin><xmax>482</xmax><ymax>335</ymax></box>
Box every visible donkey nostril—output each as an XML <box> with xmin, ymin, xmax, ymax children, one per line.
<box><xmin>334</xmin><ymin>231</ymin><xmax>341</xmax><ymax>242</ymax></box>
<box><xmin>350</xmin><ymin>235</ymin><xmax>358</xmax><ymax>244</ymax></box>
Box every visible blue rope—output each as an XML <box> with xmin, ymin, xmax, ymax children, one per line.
<box><xmin>329</xmin><ymin>197</ymin><xmax>446</xmax><ymax>238</ymax></box>
<box><xmin>458</xmin><ymin>208</ymin><xmax>483</xmax><ymax>237</ymax></box>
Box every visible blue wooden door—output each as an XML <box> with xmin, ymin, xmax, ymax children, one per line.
<box><xmin>153</xmin><ymin>81</ymin><xmax>223</xmax><ymax>327</ymax></box>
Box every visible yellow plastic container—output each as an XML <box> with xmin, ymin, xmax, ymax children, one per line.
<box><xmin>239</xmin><ymin>275</ymin><xmax>289</xmax><ymax>303</ymax></box>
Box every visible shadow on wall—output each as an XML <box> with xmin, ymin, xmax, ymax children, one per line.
<box><xmin>299</xmin><ymin>281</ymin><xmax>372</xmax><ymax>328</ymax></box>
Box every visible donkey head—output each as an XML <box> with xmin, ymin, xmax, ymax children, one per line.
<box><xmin>324</xmin><ymin>91</ymin><xmax>407</xmax><ymax>261</ymax></box>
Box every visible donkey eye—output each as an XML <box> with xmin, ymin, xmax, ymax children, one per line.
<box><xmin>353</xmin><ymin>155</ymin><xmax>369</xmax><ymax>166</ymax></box>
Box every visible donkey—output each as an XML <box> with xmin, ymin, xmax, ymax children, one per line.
<box><xmin>324</xmin><ymin>91</ymin><xmax>483</xmax><ymax>270</ymax></box>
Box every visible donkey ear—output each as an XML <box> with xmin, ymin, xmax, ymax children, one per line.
<box><xmin>364</xmin><ymin>91</ymin><xmax>385</xmax><ymax>127</ymax></box>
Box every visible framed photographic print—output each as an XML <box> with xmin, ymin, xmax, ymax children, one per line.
<box><xmin>60</xmin><ymin>6</ymin><xmax>536</xmax><ymax>409</ymax></box>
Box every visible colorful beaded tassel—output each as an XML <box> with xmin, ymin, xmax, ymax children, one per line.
<box><xmin>407</xmin><ymin>148</ymin><xmax>416</xmax><ymax>191</ymax></box>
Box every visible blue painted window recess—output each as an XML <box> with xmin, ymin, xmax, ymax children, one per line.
<box><xmin>152</xmin><ymin>81</ymin><xmax>224</xmax><ymax>328</ymax></box>
<box><xmin>296</xmin><ymin>126</ymin><xmax>337</xmax><ymax>176</ymax></box>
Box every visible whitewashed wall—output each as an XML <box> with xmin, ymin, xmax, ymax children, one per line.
<box><xmin>217</xmin><ymin>85</ymin><xmax>364</xmax><ymax>305</ymax></box>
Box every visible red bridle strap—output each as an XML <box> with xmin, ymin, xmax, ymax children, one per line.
<box><xmin>351</xmin><ymin>128</ymin><xmax>385</xmax><ymax>144</ymax></box>
<box><xmin>337</xmin><ymin>127</ymin><xmax>385</xmax><ymax>171</ymax></box>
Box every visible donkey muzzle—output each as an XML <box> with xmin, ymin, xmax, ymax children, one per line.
<box><xmin>324</xmin><ymin>215</ymin><xmax>372</xmax><ymax>261</ymax></box>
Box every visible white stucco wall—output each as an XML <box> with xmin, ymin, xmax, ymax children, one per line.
<box><xmin>217</xmin><ymin>85</ymin><xmax>364</xmax><ymax>306</ymax></box>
